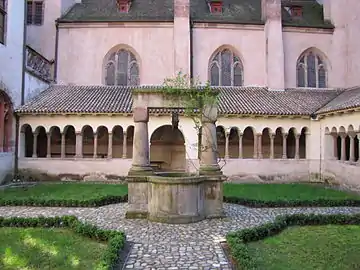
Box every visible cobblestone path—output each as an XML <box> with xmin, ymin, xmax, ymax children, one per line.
<box><xmin>1</xmin><ymin>203</ymin><xmax>360</xmax><ymax>269</ymax></box>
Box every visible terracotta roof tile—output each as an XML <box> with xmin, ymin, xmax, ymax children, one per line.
<box><xmin>316</xmin><ymin>86</ymin><xmax>360</xmax><ymax>114</ymax></box>
<box><xmin>15</xmin><ymin>84</ymin><xmax>346</xmax><ymax>116</ymax></box>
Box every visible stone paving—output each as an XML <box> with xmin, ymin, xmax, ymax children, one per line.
<box><xmin>1</xmin><ymin>203</ymin><xmax>360</xmax><ymax>269</ymax></box>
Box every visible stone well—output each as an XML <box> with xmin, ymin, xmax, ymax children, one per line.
<box><xmin>126</xmin><ymin>172</ymin><xmax>225</xmax><ymax>224</ymax></box>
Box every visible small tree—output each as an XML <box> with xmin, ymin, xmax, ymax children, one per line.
<box><xmin>162</xmin><ymin>72</ymin><xmax>225</xmax><ymax>170</ymax></box>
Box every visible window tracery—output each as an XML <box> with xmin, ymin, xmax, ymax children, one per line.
<box><xmin>209</xmin><ymin>49</ymin><xmax>243</xmax><ymax>86</ymax></box>
<box><xmin>297</xmin><ymin>50</ymin><xmax>327</xmax><ymax>88</ymax></box>
<box><xmin>105</xmin><ymin>49</ymin><xmax>139</xmax><ymax>86</ymax></box>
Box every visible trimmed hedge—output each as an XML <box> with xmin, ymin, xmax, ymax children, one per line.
<box><xmin>223</xmin><ymin>196</ymin><xmax>360</xmax><ymax>208</ymax></box>
<box><xmin>0</xmin><ymin>194</ymin><xmax>128</xmax><ymax>207</ymax></box>
<box><xmin>226</xmin><ymin>213</ymin><xmax>360</xmax><ymax>270</ymax></box>
<box><xmin>0</xmin><ymin>215</ymin><xmax>126</xmax><ymax>270</ymax></box>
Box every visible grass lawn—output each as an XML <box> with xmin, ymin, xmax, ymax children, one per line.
<box><xmin>223</xmin><ymin>183</ymin><xmax>360</xmax><ymax>202</ymax></box>
<box><xmin>246</xmin><ymin>225</ymin><xmax>360</xmax><ymax>270</ymax></box>
<box><xmin>0</xmin><ymin>227</ymin><xmax>108</xmax><ymax>270</ymax></box>
<box><xmin>0</xmin><ymin>183</ymin><xmax>128</xmax><ymax>202</ymax></box>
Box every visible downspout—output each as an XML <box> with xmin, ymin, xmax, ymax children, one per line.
<box><xmin>53</xmin><ymin>21</ymin><xmax>59</xmax><ymax>83</ymax></box>
<box><xmin>189</xmin><ymin>20</ymin><xmax>194</xmax><ymax>81</ymax></box>
<box><xmin>15</xmin><ymin>0</ymin><xmax>28</xmax><ymax>177</ymax></box>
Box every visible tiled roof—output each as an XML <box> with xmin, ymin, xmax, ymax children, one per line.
<box><xmin>58</xmin><ymin>0</ymin><xmax>328</xmax><ymax>27</ymax></box>
<box><xmin>316</xmin><ymin>87</ymin><xmax>360</xmax><ymax>114</ymax></box>
<box><xmin>15</xmin><ymin>85</ymin><xmax>346</xmax><ymax>116</ymax></box>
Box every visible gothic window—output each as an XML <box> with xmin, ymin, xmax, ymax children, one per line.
<box><xmin>209</xmin><ymin>49</ymin><xmax>243</xmax><ymax>86</ymax></box>
<box><xmin>0</xmin><ymin>0</ymin><xmax>6</xmax><ymax>44</ymax></box>
<box><xmin>296</xmin><ymin>50</ymin><xmax>327</xmax><ymax>88</ymax></box>
<box><xmin>105</xmin><ymin>49</ymin><xmax>140</xmax><ymax>86</ymax></box>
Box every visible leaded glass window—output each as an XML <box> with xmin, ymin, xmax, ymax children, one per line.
<box><xmin>105</xmin><ymin>49</ymin><xmax>139</xmax><ymax>86</ymax></box>
<box><xmin>296</xmin><ymin>51</ymin><xmax>327</xmax><ymax>88</ymax></box>
<box><xmin>209</xmin><ymin>49</ymin><xmax>243</xmax><ymax>86</ymax></box>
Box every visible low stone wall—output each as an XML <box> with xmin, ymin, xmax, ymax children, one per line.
<box><xmin>0</xmin><ymin>152</ymin><xmax>14</xmax><ymax>184</ymax></box>
<box><xmin>322</xmin><ymin>160</ymin><xmax>360</xmax><ymax>191</ymax></box>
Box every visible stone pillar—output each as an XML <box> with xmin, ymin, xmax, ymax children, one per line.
<box><xmin>263</xmin><ymin>0</ymin><xmax>285</xmax><ymax>90</ymax></box>
<box><xmin>257</xmin><ymin>134</ymin><xmax>262</xmax><ymax>159</ymax></box>
<box><xmin>270</xmin><ymin>133</ymin><xmax>275</xmax><ymax>159</ymax></box>
<box><xmin>295</xmin><ymin>134</ymin><xmax>300</xmax><ymax>159</ymax></box>
<box><xmin>340</xmin><ymin>135</ymin><xmax>346</xmax><ymax>161</ymax></box>
<box><xmin>238</xmin><ymin>133</ymin><xmax>243</xmax><ymax>158</ymax></box>
<box><xmin>253</xmin><ymin>133</ymin><xmax>258</xmax><ymax>159</ymax></box>
<box><xmin>122</xmin><ymin>132</ymin><xmax>127</xmax><ymax>159</ymax></box>
<box><xmin>108</xmin><ymin>132</ymin><xmax>113</xmax><ymax>159</ymax></box>
<box><xmin>75</xmin><ymin>132</ymin><xmax>83</xmax><ymax>158</ymax></box>
<box><xmin>46</xmin><ymin>132</ymin><xmax>51</xmax><ymax>158</ymax></box>
<box><xmin>32</xmin><ymin>131</ymin><xmax>38</xmax><ymax>158</ymax></box>
<box><xmin>282</xmin><ymin>133</ymin><xmax>287</xmax><ymax>159</ymax></box>
<box><xmin>199</xmin><ymin>105</ymin><xmax>221</xmax><ymax>175</ymax></box>
<box><xmin>224</xmin><ymin>131</ymin><xmax>230</xmax><ymax>160</ymax></box>
<box><xmin>358</xmin><ymin>134</ymin><xmax>360</xmax><ymax>164</ymax></box>
<box><xmin>19</xmin><ymin>131</ymin><xmax>25</xmax><ymax>158</ymax></box>
<box><xmin>93</xmin><ymin>133</ymin><xmax>98</xmax><ymax>158</ymax></box>
<box><xmin>128</xmin><ymin>107</ymin><xmax>152</xmax><ymax>175</ymax></box>
<box><xmin>0</xmin><ymin>101</ymin><xmax>4</xmax><ymax>152</ymax></box>
<box><xmin>61</xmin><ymin>133</ymin><xmax>65</xmax><ymax>158</ymax></box>
<box><xmin>349</xmin><ymin>134</ymin><xmax>355</xmax><ymax>162</ymax></box>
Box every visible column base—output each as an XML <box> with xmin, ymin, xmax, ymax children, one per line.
<box><xmin>128</xmin><ymin>165</ymin><xmax>154</xmax><ymax>176</ymax></box>
<box><xmin>199</xmin><ymin>164</ymin><xmax>222</xmax><ymax>176</ymax></box>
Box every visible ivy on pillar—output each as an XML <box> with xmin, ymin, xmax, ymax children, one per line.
<box><xmin>122</xmin><ymin>132</ymin><xmax>127</xmax><ymax>159</ymax></box>
<box><xmin>75</xmin><ymin>132</ymin><xmax>83</xmax><ymax>158</ymax></box>
<box><xmin>32</xmin><ymin>131</ymin><xmax>38</xmax><ymax>158</ymax></box>
<box><xmin>0</xmin><ymin>100</ymin><xmax>4</xmax><ymax>152</ymax></box>
<box><xmin>282</xmin><ymin>133</ymin><xmax>287</xmax><ymax>159</ymax></box>
<box><xmin>46</xmin><ymin>132</ymin><xmax>51</xmax><ymax>158</ymax></box>
<box><xmin>108</xmin><ymin>132</ymin><xmax>113</xmax><ymax>159</ymax></box>
<box><xmin>128</xmin><ymin>107</ymin><xmax>153</xmax><ymax>175</ymax></box>
<box><xmin>93</xmin><ymin>132</ymin><xmax>98</xmax><ymax>159</ymax></box>
<box><xmin>270</xmin><ymin>133</ymin><xmax>275</xmax><ymax>159</ymax></box>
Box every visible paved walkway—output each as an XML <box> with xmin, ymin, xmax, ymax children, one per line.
<box><xmin>1</xmin><ymin>203</ymin><xmax>360</xmax><ymax>269</ymax></box>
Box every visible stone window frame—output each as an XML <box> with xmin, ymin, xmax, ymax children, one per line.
<box><xmin>296</xmin><ymin>49</ymin><xmax>327</xmax><ymax>88</ymax></box>
<box><xmin>27</xmin><ymin>0</ymin><xmax>45</xmax><ymax>26</ymax></box>
<box><xmin>208</xmin><ymin>48</ymin><xmax>244</xmax><ymax>87</ymax></box>
<box><xmin>0</xmin><ymin>0</ymin><xmax>7</xmax><ymax>45</ymax></box>
<box><xmin>104</xmin><ymin>48</ymin><xmax>140</xmax><ymax>86</ymax></box>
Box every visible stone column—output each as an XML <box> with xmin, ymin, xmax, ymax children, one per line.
<box><xmin>93</xmin><ymin>133</ymin><xmax>98</xmax><ymax>158</ymax></box>
<box><xmin>199</xmin><ymin>105</ymin><xmax>221</xmax><ymax>175</ymax></box>
<box><xmin>128</xmin><ymin>107</ymin><xmax>152</xmax><ymax>175</ymax></box>
<box><xmin>46</xmin><ymin>132</ymin><xmax>51</xmax><ymax>158</ymax></box>
<box><xmin>238</xmin><ymin>133</ymin><xmax>243</xmax><ymax>158</ymax></box>
<box><xmin>108</xmin><ymin>132</ymin><xmax>113</xmax><ymax>159</ymax></box>
<box><xmin>32</xmin><ymin>131</ymin><xmax>38</xmax><ymax>158</ymax></box>
<box><xmin>75</xmin><ymin>132</ymin><xmax>83</xmax><ymax>158</ymax></box>
<box><xmin>270</xmin><ymin>133</ymin><xmax>275</xmax><ymax>159</ymax></box>
<box><xmin>295</xmin><ymin>134</ymin><xmax>300</xmax><ymax>159</ymax></box>
<box><xmin>253</xmin><ymin>133</ymin><xmax>258</xmax><ymax>159</ymax></box>
<box><xmin>122</xmin><ymin>132</ymin><xmax>127</xmax><ymax>159</ymax></box>
<box><xmin>225</xmin><ymin>131</ymin><xmax>230</xmax><ymax>160</ymax></box>
<box><xmin>358</xmin><ymin>134</ymin><xmax>360</xmax><ymax>164</ymax></box>
<box><xmin>0</xmin><ymin>101</ymin><xmax>4</xmax><ymax>152</ymax></box>
<box><xmin>349</xmin><ymin>134</ymin><xmax>355</xmax><ymax>162</ymax></box>
<box><xmin>61</xmin><ymin>133</ymin><xmax>65</xmax><ymax>158</ymax></box>
<box><xmin>19</xmin><ymin>131</ymin><xmax>25</xmax><ymax>158</ymax></box>
<box><xmin>340</xmin><ymin>134</ymin><xmax>346</xmax><ymax>161</ymax></box>
<box><xmin>282</xmin><ymin>133</ymin><xmax>287</xmax><ymax>159</ymax></box>
<box><xmin>257</xmin><ymin>134</ymin><xmax>262</xmax><ymax>159</ymax></box>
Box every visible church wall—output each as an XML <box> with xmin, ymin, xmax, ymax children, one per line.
<box><xmin>24</xmin><ymin>72</ymin><xmax>49</xmax><ymax>103</ymax></box>
<box><xmin>192</xmin><ymin>24</ymin><xmax>266</xmax><ymax>86</ymax></box>
<box><xmin>57</xmin><ymin>23</ymin><xmax>174</xmax><ymax>85</ymax></box>
<box><xmin>282</xmin><ymin>28</ymin><xmax>333</xmax><ymax>88</ymax></box>
<box><xmin>0</xmin><ymin>1</ymin><xmax>25</xmax><ymax>183</ymax></box>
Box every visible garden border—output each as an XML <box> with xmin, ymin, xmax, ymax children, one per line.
<box><xmin>0</xmin><ymin>215</ymin><xmax>126</xmax><ymax>269</ymax></box>
<box><xmin>226</xmin><ymin>213</ymin><xmax>360</xmax><ymax>270</ymax></box>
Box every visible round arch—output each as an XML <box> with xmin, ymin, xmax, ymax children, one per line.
<box><xmin>150</xmin><ymin>125</ymin><xmax>186</xmax><ymax>171</ymax></box>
